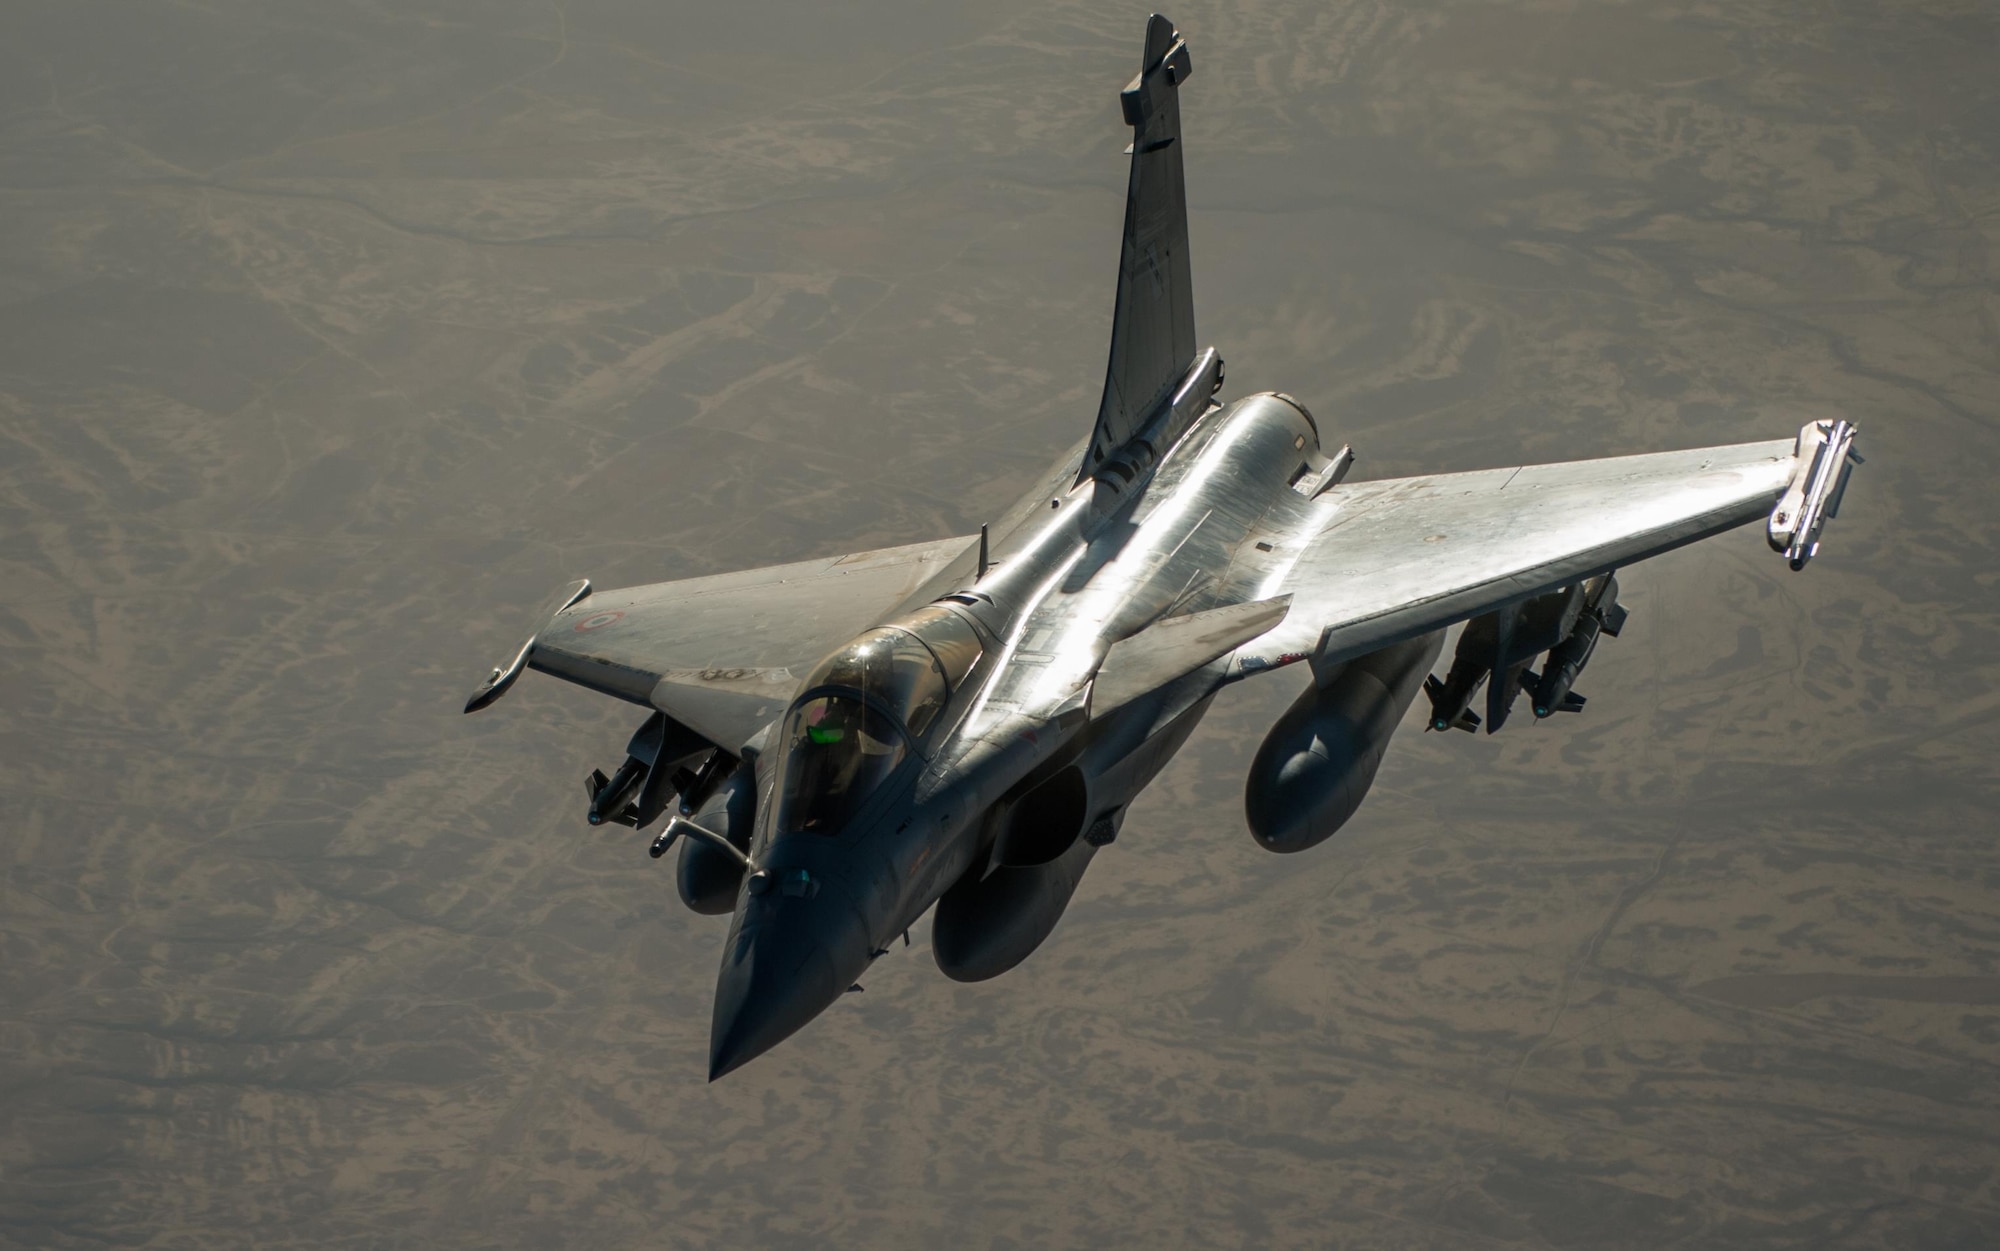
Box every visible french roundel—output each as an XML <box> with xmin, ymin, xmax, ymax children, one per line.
<box><xmin>575</xmin><ymin>610</ymin><xmax>625</xmax><ymax>632</ymax></box>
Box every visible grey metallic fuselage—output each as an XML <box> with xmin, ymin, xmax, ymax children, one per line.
<box><xmin>463</xmin><ymin>12</ymin><xmax>1854</xmax><ymax>1082</ymax></box>
<box><xmin>709</xmin><ymin>388</ymin><xmax>1324</xmax><ymax>1075</ymax></box>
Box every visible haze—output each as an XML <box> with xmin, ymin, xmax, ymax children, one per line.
<box><xmin>2</xmin><ymin>1</ymin><xmax>1997</xmax><ymax>1247</ymax></box>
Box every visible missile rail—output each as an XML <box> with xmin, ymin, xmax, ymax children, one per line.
<box><xmin>1769</xmin><ymin>419</ymin><xmax>1862</xmax><ymax>571</ymax></box>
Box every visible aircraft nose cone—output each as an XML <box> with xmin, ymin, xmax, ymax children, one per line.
<box><xmin>708</xmin><ymin>883</ymin><xmax>868</xmax><ymax>1081</ymax></box>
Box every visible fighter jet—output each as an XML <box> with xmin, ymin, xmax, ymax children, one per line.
<box><xmin>464</xmin><ymin>15</ymin><xmax>1862</xmax><ymax>1080</ymax></box>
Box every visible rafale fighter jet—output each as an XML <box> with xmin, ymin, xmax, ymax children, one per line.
<box><xmin>464</xmin><ymin>15</ymin><xmax>1861</xmax><ymax>1079</ymax></box>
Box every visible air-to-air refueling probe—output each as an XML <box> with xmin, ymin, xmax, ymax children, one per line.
<box><xmin>464</xmin><ymin>15</ymin><xmax>1863</xmax><ymax>1080</ymax></box>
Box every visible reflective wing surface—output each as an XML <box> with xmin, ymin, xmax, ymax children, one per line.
<box><xmin>528</xmin><ymin>535</ymin><xmax>975</xmax><ymax>747</ymax></box>
<box><xmin>1244</xmin><ymin>440</ymin><xmax>1798</xmax><ymax>671</ymax></box>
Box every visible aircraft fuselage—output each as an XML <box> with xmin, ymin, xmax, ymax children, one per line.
<box><xmin>707</xmin><ymin>387</ymin><xmax>1337</xmax><ymax>1076</ymax></box>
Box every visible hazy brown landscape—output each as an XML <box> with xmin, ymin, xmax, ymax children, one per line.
<box><xmin>3</xmin><ymin>0</ymin><xmax>1997</xmax><ymax>1246</ymax></box>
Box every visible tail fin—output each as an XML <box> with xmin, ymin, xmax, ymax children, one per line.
<box><xmin>1079</xmin><ymin>14</ymin><xmax>1197</xmax><ymax>485</ymax></box>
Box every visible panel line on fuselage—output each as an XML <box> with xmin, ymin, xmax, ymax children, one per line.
<box><xmin>969</xmin><ymin>398</ymin><xmax>1296</xmax><ymax>725</ymax></box>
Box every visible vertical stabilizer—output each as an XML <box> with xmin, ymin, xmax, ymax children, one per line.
<box><xmin>1079</xmin><ymin>14</ymin><xmax>1197</xmax><ymax>486</ymax></box>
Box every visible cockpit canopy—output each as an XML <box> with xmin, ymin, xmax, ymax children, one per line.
<box><xmin>776</xmin><ymin>607</ymin><xmax>984</xmax><ymax>836</ymax></box>
<box><xmin>803</xmin><ymin>627</ymin><xmax>951</xmax><ymax>739</ymax></box>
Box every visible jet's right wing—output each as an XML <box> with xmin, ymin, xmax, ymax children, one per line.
<box><xmin>1238</xmin><ymin>438</ymin><xmax>1806</xmax><ymax>676</ymax></box>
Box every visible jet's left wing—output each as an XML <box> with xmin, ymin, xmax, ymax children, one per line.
<box><xmin>1238</xmin><ymin>438</ymin><xmax>1807</xmax><ymax>676</ymax></box>
<box><xmin>466</xmin><ymin>535</ymin><xmax>977</xmax><ymax>751</ymax></box>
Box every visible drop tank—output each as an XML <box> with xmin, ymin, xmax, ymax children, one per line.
<box><xmin>1243</xmin><ymin>632</ymin><xmax>1443</xmax><ymax>852</ymax></box>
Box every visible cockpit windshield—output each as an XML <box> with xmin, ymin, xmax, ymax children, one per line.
<box><xmin>774</xmin><ymin>615</ymin><xmax>984</xmax><ymax>837</ymax></box>
<box><xmin>777</xmin><ymin>695</ymin><xmax>906</xmax><ymax>834</ymax></box>
<box><xmin>801</xmin><ymin>627</ymin><xmax>951</xmax><ymax>736</ymax></box>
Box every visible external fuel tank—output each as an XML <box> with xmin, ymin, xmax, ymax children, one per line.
<box><xmin>675</xmin><ymin>759</ymin><xmax>760</xmax><ymax>915</ymax></box>
<box><xmin>931</xmin><ymin>833</ymin><xmax>1102</xmax><ymax>982</ymax></box>
<box><xmin>1243</xmin><ymin>632</ymin><xmax>1443</xmax><ymax>852</ymax></box>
